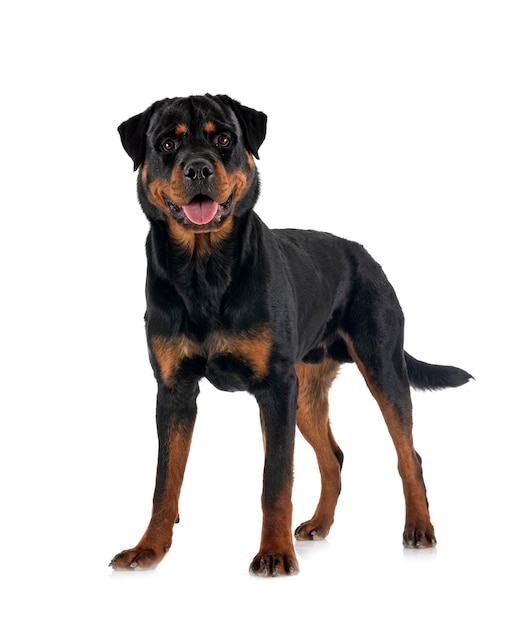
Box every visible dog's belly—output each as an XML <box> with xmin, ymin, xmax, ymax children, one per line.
<box><xmin>205</xmin><ymin>354</ymin><xmax>256</xmax><ymax>392</ymax></box>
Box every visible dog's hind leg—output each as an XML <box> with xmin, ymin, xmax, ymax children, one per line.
<box><xmin>343</xmin><ymin>321</ymin><xmax>437</xmax><ymax>548</ymax></box>
<box><xmin>294</xmin><ymin>359</ymin><xmax>343</xmax><ymax>541</ymax></box>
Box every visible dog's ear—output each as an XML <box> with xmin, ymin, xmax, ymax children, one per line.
<box><xmin>213</xmin><ymin>95</ymin><xmax>267</xmax><ymax>159</ymax></box>
<box><xmin>118</xmin><ymin>104</ymin><xmax>156</xmax><ymax>171</ymax></box>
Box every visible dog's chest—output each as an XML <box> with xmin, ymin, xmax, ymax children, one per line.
<box><xmin>150</xmin><ymin>324</ymin><xmax>272</xmax><ymax>392</ymax></box>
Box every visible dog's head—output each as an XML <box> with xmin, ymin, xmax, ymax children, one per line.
<box><xmin>118</xmin><ymin>95</ymin><xmax>267</xmax><ymax>241</ymax></box>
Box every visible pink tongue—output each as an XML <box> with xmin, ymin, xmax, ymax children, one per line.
<box><xmin>181</xmin><ymin>198</ymin><xmax>219</xmax><ymax>225</ymax></box>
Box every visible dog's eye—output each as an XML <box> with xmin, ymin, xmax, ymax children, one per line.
<box><xmin>216</xmin><ymin>134</ymin><xmax>231</xmax><ymax>148</ymax></box>
<box><xmin>161</xmin><ymin>139</ymin><xmax>176</xmax><ymax>152</ymax></box>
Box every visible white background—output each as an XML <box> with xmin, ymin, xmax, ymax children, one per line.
<box><xmin>1</xmin><ymin>1</ymin><xmax>520</xmax><ymax>623</ymax></box>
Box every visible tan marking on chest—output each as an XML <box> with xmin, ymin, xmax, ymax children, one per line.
<box><xmin>208</xmin><ymin>325</ymin><xmax>272</xmax><ymax>379</ymax></box>
<box><xmin>150</xmin><ymin>335</ymin><xmax>201</xmax><ymax>385</ymax></box>
<box><xmin>150</xmin><ymin>325</ymin><xmax>272</xmax><ymax>385</ymax></box>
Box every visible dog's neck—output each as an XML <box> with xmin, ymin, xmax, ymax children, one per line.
<box><xmin>145</xmin><ymin>211</ymin><xmax>263</xmax><ymax>321</ymax></box>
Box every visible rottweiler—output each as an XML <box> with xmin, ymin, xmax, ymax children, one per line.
<box><xmin>110</xmin><ymin>94</ymin><xmax>472</xmax><ymax>576</ymax></box>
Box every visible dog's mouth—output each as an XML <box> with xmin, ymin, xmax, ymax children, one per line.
<box><xmin>164</xmin><ymin>194</ymin><xmax>233</xmax><ymax>226</ymax></box>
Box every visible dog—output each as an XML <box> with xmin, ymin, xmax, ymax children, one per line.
<box><xmin>110</xmin><ymin>94</ymin><xmax>472</xmax><ymax>576</ymax></box>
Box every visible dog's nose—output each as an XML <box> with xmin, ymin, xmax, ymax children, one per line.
<box><xmin>183</xmin><ymin>159</ymin><xmax>214</xmax><ymax>181</ymax></box>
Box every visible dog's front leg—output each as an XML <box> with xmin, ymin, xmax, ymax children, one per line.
<box><xmin>110</xmin><ymin>381</ymin><xmax>198</xmax><ymax>570</ymax></box>
<box><xmin>250</xmin><ymin>373</ymin><xmax>299</xmax><ymax>576</ymax></box>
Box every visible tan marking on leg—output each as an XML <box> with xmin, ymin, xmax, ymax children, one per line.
<box><xmin>110</xmin><ymin>428</ymin><xmax>195</xmax><ymax>570</ymax></box>
<box><xmin>140</xmin><ymin>428</ymin><xmax>192</xmax><ymax>544</ymax></box>
<box><xmin>251</xmin><ymin>478</ymin><xmax>299</xmax><ymax>576</ymax></box>
<box><xmin>345</xmin><ymin>337</ymin><xmax>436</xmax><ymax>546</ymax></box>
<box><xmin>295</xmin><ymin>359</ymin><xmax>342</xmax><ymax>539</ymax></box>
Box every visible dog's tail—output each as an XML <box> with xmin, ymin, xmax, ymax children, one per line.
<box><xmin>405</xmin><ymin>352</ymin><xmax>473</xmax><ymax>391</ymax></box>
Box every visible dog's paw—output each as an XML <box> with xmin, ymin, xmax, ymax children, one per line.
<box><xmin>249</xmin><ymin>550</ymin><xmax>299</xmax><ymax>577</ymax></box>
<box><xmin>294</xmin><ymin>518</ymin><xmax>331</xmax><ymax>541</ymax></box>
<box><xmin>109</xmin><ymin>544</ymin><xmax>169</xmax><ymax>570</ymax></box>
<box><xmin>402</xmin><ymin>522</ymin><xmax>437</xmax><ymax>548</ymax></box>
